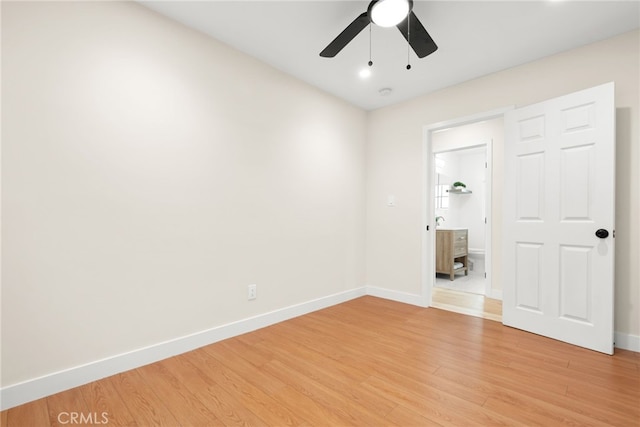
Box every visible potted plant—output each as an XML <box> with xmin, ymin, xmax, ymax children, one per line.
<box><xmin>452</xmin><ymin>181</ymin><xmax>466</xmax><ymax>190</ymax></box>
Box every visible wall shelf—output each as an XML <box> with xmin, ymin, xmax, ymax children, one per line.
<box><xmin>448</xmin><ymin>188</ymin><xmax>472</xmax><ymax>194</ymax></box>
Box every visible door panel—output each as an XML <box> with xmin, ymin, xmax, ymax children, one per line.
<box><xmin>517</xmin><ymin>153</ymin><xmax>545</xmax><ymax>221</ymax></box>
<box><xmin>560</xmin><ymin>145</ymin><xmax>594</xmax><ymax>220</ymax></box>
<box><xmin>504</xmin><ymin>82</ymin><xmax>615</xmax><ymax>354</ymax></box>
<box><xmin>515</xmin><ymin>242</ymin><xmax>543</xmax><ymax>312</ymax></box>
<box><xmin>559</xmin><ymin>245</ymin><xmax>591</xmax><ymax>323</ymax></box>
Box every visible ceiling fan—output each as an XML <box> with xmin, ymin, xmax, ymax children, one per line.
<box><xmin>320</xmin><ymin>0</ymin><xmax>438</xmax><ymax>59</ymax></box>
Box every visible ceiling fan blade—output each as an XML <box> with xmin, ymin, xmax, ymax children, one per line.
<box><xmin>320</xmin><ymin>12</ymin><xmax>370</xmax><ymax>58</ymax></box>
<box><xmin>397</xmin><ymin>11</ymin><xmax>438</xmax><ymax>58</ymax></box>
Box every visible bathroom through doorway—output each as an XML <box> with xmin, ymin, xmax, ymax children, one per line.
<box><xmin>424</xmin><ymin>113</ymin><xmax>506</xmax><ymax>321</ymax></box>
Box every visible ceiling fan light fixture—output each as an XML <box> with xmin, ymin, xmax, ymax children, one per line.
<box><xmin>320</xmin><ymin>0</ymin><xmax>436</xmax><ymax>59</ymax></box>
<box><xmin>369</xmin><ymin>0</ymin><xmax>411</xmax><ymax>28</ymax></box>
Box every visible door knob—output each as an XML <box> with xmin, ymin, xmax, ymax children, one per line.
<box><xmin>595</xmin><ymin>229</ymin><xmax>609</xmax><ymax>239</ymax></box>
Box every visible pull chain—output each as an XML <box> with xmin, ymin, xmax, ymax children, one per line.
<box><xmin>406</xmin><ymin>16</ymin><xmax>412</xmax><ymax>70</ymax></box>
<box><xmin>368</xmin><ymin>24</ymin><xmax>373</xmax><ymax>67</ymax></box>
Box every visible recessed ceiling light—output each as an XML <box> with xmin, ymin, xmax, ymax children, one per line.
<box><xmin>359</xmin><ymin>68</ymin><xmax>372</xmax><ymax>78</ymax></box>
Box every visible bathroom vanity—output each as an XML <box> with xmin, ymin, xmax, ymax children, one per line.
<box><xmin>436</xmin><ymin>228</ymin><xmax>468</xmax><ymax>280</ymax></box>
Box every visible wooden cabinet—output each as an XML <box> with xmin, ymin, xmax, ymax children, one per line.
<box><xmin>436</xmin><ymin>229</ymin><xmax>468</xmax><ymax>281</ymax></box>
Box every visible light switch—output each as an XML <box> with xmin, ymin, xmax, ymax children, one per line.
<box><xmin>387</xmin><ymin>195</ymin><xmax>396</xmax><ymax>207</ymax></box>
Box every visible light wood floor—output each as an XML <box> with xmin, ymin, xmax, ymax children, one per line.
<box><xmin>2</xmin><ymin>296</ymin><xmax>638</xmax><ymax>426</ymax></box>
<box><xmin>431</xmin><ymin>287</ymin><xmax>502</xmax><ymax>322</ymax></box>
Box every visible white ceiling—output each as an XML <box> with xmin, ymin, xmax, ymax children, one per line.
<box><xmin>140</xmin><ymin>1</ymin><xmax>640</xmax><ymax>111</ymax></box>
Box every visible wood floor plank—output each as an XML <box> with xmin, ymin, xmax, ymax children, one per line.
<box><xmin>261</xmin><ymin>359</ymin><xmax>391</xmax><ymax>426</ymax></box>
<box><xmin>482</xmin><ymin>396</ymin><xmax>573</xmax><ymax>427</ymax></box>
<box><xmin>3</xmin><ymin>296</ymin><xmax>638</xmax><ymax>426</ymax></box>
<box><xmin>226</xmin><ymin>334</ymin><xmax>274</xmax><ymax>367</ymax></box>
<box><xmin>371</xmin><ymin>362</ymin><xmax>487</xmax><ymax>407</ymax></box>
<box><xmin>511</xmin><ymin>359</ymin><xmax>639</xmax><ymax>399</ymax></box>
<box><xmin>567</xmin><ymin>356</ymin><xmax>640</xmax><ymax>383</ymax></box>
<box><xmin>565</xmin><ymin>384</ymin><xmax>640</xmax><ymax>423</ymax></box>
<box><xmin>4</xmin><ymin>398</ymin><xmax>49</xmax><ymax>427</ymax></box>
<box><xmin>489</xmin><ymin>341</ymin><xmax>572</xmax><ymax>369</ymax></box>
<box><xmin>363</xmin><ymin>374</ymin><xmax>517</xmax><ymax>427</ymax></box>
<box><xmin>137</xmin><ymin>361</ymin><xmax>221</xmax><ymax>426</ymax></box>
<box><xmin>437</xmin><ymin>362</ymin><xmax>638</xmax><ymax>426</ymax></box>
<box><xmin>483</xmin><ymin>386</ymin><xmax>621</xmax><ymax>427</ymax></box>
<box><xmin>269</xmin><ymin>385</ymin><xmax>356</xmax><ymax>427</ymax></box>
<box><xmin>254</xmin><ymin>340</ymin><xmax>397</xmax><ymax>419</ymax></box>
<box><xmin>509</xmin><ymin>361</ymin><xmax>637</xmax><ymax>425</ymax></box>
<box><xmin>195</xmin><ymin>346</ymin><xmax>305</xmax><ymax>426</ymax></box>
<box><xmin>109</xmin><ymin>370</ymin><xmax>180</xmax><ymax>426</ymax></box>
<box><xmin>383</xmin><ymin>404</ymin><xmax>445</xmax><ymax>427</ymax></box>
<box><xmin>434</xmin><ymin>363</ymin><xmax>568</xmax><ymax>401</ymax></box>
<box><xmin>161</xmin><ymin>354</ymin><xmax>267</xmax><ymax>426</ymax></box>
<box><xmin>262</xmin><ymin>315</ymin><xmax>447</xmax><ymax>393</ymax></box>
<box><xmin>46</xmin><ymin>383</ymin><xmax>90</xmax><ymax>427</ymax></box>
<box><xmin>209</xmin><ymin>340</ymin><xmax>287</xmax><ymax>395</ymax></box>
<box><xmin>78</xmin><ymin>378</ymin><xmax>139</xmax><ymax>427</ymax></box>
<box><xmin>253</xmin><ymin>335</ymin><xmax>370</xmax><ymax>388</ymax></box>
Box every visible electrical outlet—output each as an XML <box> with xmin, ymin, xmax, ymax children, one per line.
<box><xmin>248</xmin><ymin>284</ymin><xmax>257</xmax><ymax>300</ymax></box>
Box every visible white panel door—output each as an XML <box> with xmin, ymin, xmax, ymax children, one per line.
<box><xmin>503</xmin><ymin>83</ymin><xmax>615</xmax><ymax>354</ymax></box>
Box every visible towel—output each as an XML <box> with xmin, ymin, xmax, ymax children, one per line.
<box><xmin>453</xmin><ymin>262</ymin><xmax>464</xmax><ymax>270</ymax></box>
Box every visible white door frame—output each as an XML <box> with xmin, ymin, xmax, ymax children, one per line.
<box><xmin>421</xmin><ymin>107</ymin><xmax>513</xmax><ymax>306</ymax></box>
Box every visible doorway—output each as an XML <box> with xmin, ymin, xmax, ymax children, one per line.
<box><xmin>433</xmin><ymin>145</ymin><xmax>488</xmax><ymax>295</ymax></box>
<box><xmin>422</xmin><ymin>109</ymin><xmax>510</xmax><ymax>320</ymax></box>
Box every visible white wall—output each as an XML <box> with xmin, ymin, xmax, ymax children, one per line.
<box><xmin>2</xmin><ymin>1</ymin><xmax>639</xmax><ymax>407</ymax></box>
<box><xmin>452</xmin><ymin>149</ymin><xmax>486</xmax><ymax>252</ymax></box>
<box><xmin>366</xmin><ymin>30</ymin><xmax>640</xmax><ymax>339</ymax></box>
<box><xmin>1</xmin><ymin>1</ymin><xmax>366</xmax><ymax>388</ymax></box>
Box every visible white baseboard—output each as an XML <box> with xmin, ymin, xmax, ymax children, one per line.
<box><xmin>0</xmin><ymin>287</ymin><xmax>367</xmax><ymax>411</ymax></box>
<box><xmin>365</xmin><ymin>286</ymin><xmax>426</xmax><ymax>307</ymax></box>
<box><xmin>614</xmin><ymin>331</ymin><xmax>640</xmax><ymax>352</ymax></box>
<box><xmin>3</xmin><ymin>285</ymin><xmax>637</xmax><ymax>410</ymax></box>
